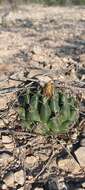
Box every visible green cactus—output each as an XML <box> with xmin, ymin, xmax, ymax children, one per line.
<box><xmin>40</xmin><ymin>96</ymin><xmax>51</xmax><ymax>123</ymax></box>
<box><xmin>28</xmin><ymin>93</ymin><xmax>40</xmax><ymax>122</ymax></box>
<box><xmin>18</xmin><ymin>83</ymin><xmax>78</xmax><ymax>135</ymax></box>
<box><xmin>49</xmin><ymin>91</ymin><xmax>60</xmax><ymax>114</ymax></box>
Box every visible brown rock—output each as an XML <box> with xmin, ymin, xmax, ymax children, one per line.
<box><xmin>39</xmin><ymin>154</ymin><xmax>48</xmax><ymax>162</ymax></box>
<box><xmin>75</xmin><ymin>147</ymin><xmax>85</xmax><ymax>167</ymax></box>
<box><xmin>58</xmin><ymin>158</ymin><xmax>80</xmax><ymax>174</ymax></box>
<box><xmin>25</xmin><ymin>156</ymin><xmax>39</xmax><ymax>168</ymax></box>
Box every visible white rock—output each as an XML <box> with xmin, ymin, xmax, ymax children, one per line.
<box><xmin>75</xmin><ymin>147</ymin><xmax>85</xmax><ymax>167</ymax></box>
<box><xmin>14</xmin><ymin>170</ymin><xmax>24</xmax><ymax>185</ymax></box>
<box><xmin>1</xmin><ymin>184</ymin><xmax>7</xmax><ymax>190</ymax></box>
<box><xmin>4</xmin><ymin>173</ymin><xmax>14</xmax><ymax>187</ymax></box>
<box><xmin>2</xmin><ymin>135</ymin><xmax>13</xmax><ymax>144</ymax></box>
<box><xmin>82</xmin><ymin>182</ymin><xmax>85</xmax><ymax>188</ymax></box>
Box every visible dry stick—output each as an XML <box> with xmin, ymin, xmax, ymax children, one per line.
<box><xmin>0</xmin><ymin>79</ymin><xmax>37</xmax><ymax>95</ymax></box>
<box><xmin>56</xmin><ymin>139</ymin><xmax>81</xmax><ymax>167</ymax></box>
<box><xmin>0</xmin><ymin>78</ymin><xmax>85</xmax><ymax>96</ymax></box>
<box><xmin>0</xmin><ymin>128</ymin><xmax>37</xmax><ymax>137</ymax></box>
<box><xmin>79</xmin><ymin>119</ymin><xmax>85</xmax><ymax>128</ymax></box>
<box><xmin>33</xmin><ymin>149</ymin><xmax>57</xmax><ymax>182</ymax></box>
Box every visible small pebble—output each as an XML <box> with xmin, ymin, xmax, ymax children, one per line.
<box><xmin>0</xmin><ymin>119</ymin><xmax>5</xmax><ymax>128</ymax></box>
<box><xmin>58</xmin><ymin>158</ymin><xmax>80</xmax><ymax>174</ymax></box>
<box><xmin>80</xmin><ymin>138</ymin><xmax>85</xmax><ymax>147</ymax></box>
<box><xmin>14</xmin><ymin>170</ymin><xmax>24</xmax><ymax>185</ymax></box>
<box><xmin>2</xmin><ymin>135</ymin><xmax>12</xmax><ymax>144</ymax></box>
<box><xmin>25</xmin><ymin>156</ymin><xmax>39</xmax><ymax>168</ymax></box>
<box><xmin>0</xmin><ymin>153</ymin><xmax>14</xmax><ymax>167</ymax></box>
<box><xmin>2</xmin><ymin>135</ymin><xmax>14</xmax><ymax>150</ymax></box>
<box><xmin>3</xmin><ymin>172</ymin><xmax>14</xmax><ymax>187</ymax></box>
<box><xmin>1</xmin><ymin>184</ymin><xmax>7</xmax><ymax>190</ymax></box>
<box><xmin>75</xmin><ymin>147</ymin><xmax>85</xmax><ymax>167</ymax></box>
<box><xmin>82</xmin><ymin>182</ymin><xmax>85</xmax><ymax>188</ymax></box>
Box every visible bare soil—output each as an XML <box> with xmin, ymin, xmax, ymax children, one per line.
<box><xmin>0</xmin><ymin>4</ymin><xmax>85</xmax><ymax>190</ymax></box>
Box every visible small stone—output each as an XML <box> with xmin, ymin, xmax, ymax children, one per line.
<box><xmin>70</xmin><ymin>69</ymin><xmax>77</xmax><ymax>80</ymax></box>
<box><xmin>0</xmin><ymin>119</ymin><xmax>5</xmax><ymax>128</ymax></box>
<box><xmin>0</xmin><ymin>96</ymin><xmax>8</xmax><ymax>110</ymax></box>
<box><xmin>58</xmin><ymin>178</ymin><xmax>67</xmax><ymax>190</ymax></box>
<box><xmin>75</xmin><ymin>147</ymin><xmax>85</xmax><ymax>167</ymax></box>
<box><xmin>25</xmin><ymin>156</ymin><xmax>39</xmax><ymax>168</ymax></box>
<box><xmin>4</xmin><ymin>172</ymin><xmax>14</xmax><ymax>187</ymax></box>
<box><xmin>80</xmin><ymin>138</ymin><xmax>85</xmax><ymax>147</ymax></box>
<box><xmin>81</xmin><ymin>75</ymin><xmax>85</xmax><ymax>81</ymax></box>
<box><xmin>32</xmin><ymin>45</ymin><xmax>42</xmax><ymax>55</ymax></box>
<box><xmin>14</xmin><ymin>170</ymin><xmax>24</xmax><ymax>185</ymax></box>
<box><xmin>2</xmin><ymin>135</ymin><xmax>14</xmax><ymax>150</ymax></box>
<box><xmin>80</xmin><ymin>54</ymin><xmax>85</xmax><ymax>66</ymax></box>
<box><xmin>58</xmin><ymin>158</ymin><xmax>80</xmax><ymax>174</ymax></box>
<box><xmin>2</xmin><ymin>135</ymin><xmax>13</xmax><ymax>144</ymax></box>
<box><xmin>39</xmin><ymin>154</ymin><xmax>48</xmax><ymax>161</ymax></box>
<box><xmin>3</xmin><ymin>119</ymin><xmax>9</xmax><ymax>125</ymax></box>
<box><xmin>0</xmin><ymin>153</ymin><xmax>14</xmax><ymax>167</ymax></box>
<box><xmin>1</xmin><ymin>184</ymin><xmax>7</xmax><ymax>190</ymax></box>
<box><xmin>82</xmin><ymin>182</ymin><xmax>85</xmax><ymax>188</ymax></box>
<box><xmin>36</xmin><ymin>75</ymin><xmax>52</xmax><ymax>87</ymax></box>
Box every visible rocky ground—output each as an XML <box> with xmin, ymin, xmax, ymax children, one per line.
<box><xmin>0</xmin><ymin>4</ymin><xmax>85</xmax><ymax>190</ymax></box>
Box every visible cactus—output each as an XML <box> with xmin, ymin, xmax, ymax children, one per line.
<box><xmin>18</xmin><ymin>82</ymin><xmax>78</xmax><ymax>135</ymax></box>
